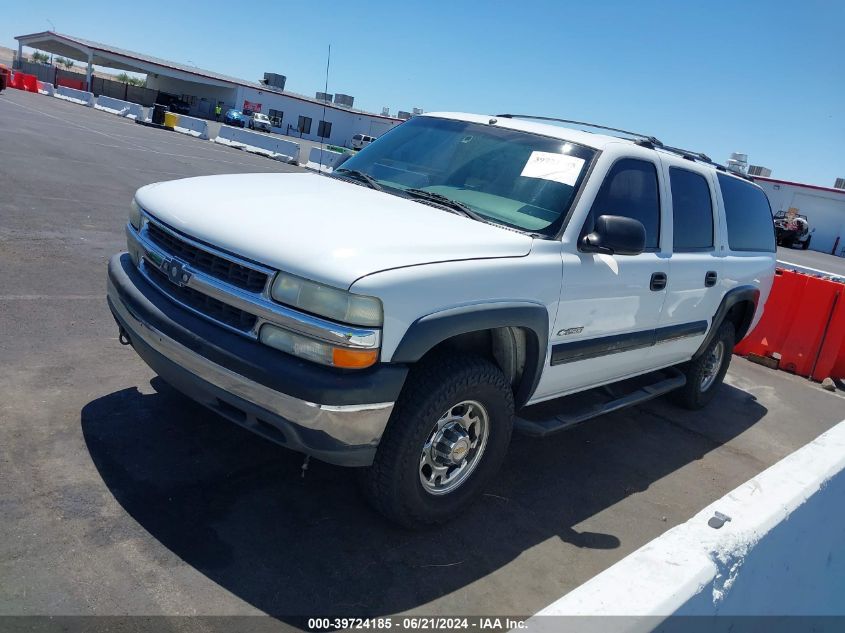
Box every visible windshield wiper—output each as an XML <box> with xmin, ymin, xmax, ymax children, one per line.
<box><xmin>333</xmin><ymin>168</ymin><xmax>383</xmax><ymax>191</ymax></box>
<box><xmin>404</xmin><ymin>188</ymin><xmax>487</xmax><ymax>223</ymax></box>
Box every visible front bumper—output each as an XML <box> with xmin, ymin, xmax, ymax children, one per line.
<box><xmin>107</xmin><ymin>253</ymin><xmax>407</xmax><ymax>466</ymax></box>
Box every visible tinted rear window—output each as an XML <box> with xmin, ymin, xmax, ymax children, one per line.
<box><xmin>671</xmin><ymin>168</ymin><xmax>714</xmax><ymax>251</ymax></box>
<box><xmin>718</xmin><ymin>174</ymin><xmax>776</xmax><ymax>252</ymax></box>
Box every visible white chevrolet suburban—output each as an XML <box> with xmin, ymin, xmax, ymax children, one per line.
<box><xmin>107</xmin><ymin>112</ymin><xmax>776</xmax><ymax>527</ymax></box>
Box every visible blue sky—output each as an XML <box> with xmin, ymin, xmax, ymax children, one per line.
<box><xmin>3</xmin><ymin>0</ymin><xmax>842</xmax><ymax>186</ymax></box>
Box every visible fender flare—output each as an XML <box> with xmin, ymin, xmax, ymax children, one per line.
<box><xmin>694</xmin><ymin>285</ymin><xmax>760</xmax><ymax>359</ymax></box>
<box><xmin>391</xmin><ymin>302</ymin><xmax>550</xmax><ymax>407</ymax></box>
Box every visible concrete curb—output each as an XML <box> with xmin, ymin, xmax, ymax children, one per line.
<box><xmin>525</xmin><ymin>418</ymin><xmax>845</xmax><ymax>628</ymax></box>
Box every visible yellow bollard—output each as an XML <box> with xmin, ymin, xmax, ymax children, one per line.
<box><xmin>163</xmin><ymin>111</ymin><xmax>179</xmax><ymax>129</ymax></box>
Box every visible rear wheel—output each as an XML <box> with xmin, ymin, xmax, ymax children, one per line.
<box><xmin>802</xmin><ymin>237</ymin><xmax>811</xmax><ymax>250</ymax></box>
<box><xmin>360</xmin><ymin>353</ymin><xmax>514</xmax><ymax>528</ymax></box>
<box><xmin>671</xmin><ymin>321</ymin><xmax>735</xmax><ymax>410</ymax></box>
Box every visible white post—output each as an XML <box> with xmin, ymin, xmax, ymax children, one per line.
<box><xmin>86</xmin><ymin>50</ymin><xmax>93</xmax><ymax>92</ymax></box>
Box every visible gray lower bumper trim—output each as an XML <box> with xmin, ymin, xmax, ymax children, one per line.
<box><xmin>109</xmin><ymin>278</ymin><xmax>394</xmax><ymax>447</ymax></box>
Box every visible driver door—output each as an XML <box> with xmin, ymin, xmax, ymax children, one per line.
<box><xmin>533</xmin><ymin>157</ymin><xmax>669</xmax><ymax>400</ymax></box>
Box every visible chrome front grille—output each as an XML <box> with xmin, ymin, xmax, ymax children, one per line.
<box><xmin>127</xmin><ymin>211</ymin><xmax>382</xmax><ymax>349</ymax></box>
<box><xmin>146</xmin><ymin>222</ymin><xmax>269</xmax><ymax>293</ymax></box>
<box><xmin>145</xmin><ymin>265</ymin><xmax>258</xmax><ymax>332</ymax></box>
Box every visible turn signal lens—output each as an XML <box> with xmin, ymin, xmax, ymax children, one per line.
<box><xmin>260</xmin><ymin>323</ymin><xmax>379</xmax><ymax>369</ymax></box>
<box><xmin>332</xmin><ymin>347</ymin><xmax>379</xmax><ymax>369</ymax></box>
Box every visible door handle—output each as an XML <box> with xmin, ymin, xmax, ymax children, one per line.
<box><xmin>650</xmin><ymin>272</ymin><xmax>667</xmax><ymax>291</ymax></box>
<box><xmin>705</xmin><ymin>271</ymin><xmax>718</xmax><ymax>287</ymax></box>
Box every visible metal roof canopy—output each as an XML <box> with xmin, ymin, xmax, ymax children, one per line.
<box><xmin>15</xmin><ymin>31</ymin><xmax>241</xmax><ymax>88</ymax></box>
<box><xmin>14</xmin><ymin>31</ymin><xmax>402</xmax><ymax>120</ymax></box>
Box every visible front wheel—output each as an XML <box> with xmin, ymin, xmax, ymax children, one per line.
<box><xmin>671</xmin><ymin>321</ymin><xmax>735</xmax><ymax>410</ymax></box>
<box><xmin>802</xmin><ymin>237</ymin><xmax>811</xmax><ymax>250</ymax></box>
<box><xmin>360</xmin><ymin>353</ymin><xmax>514</xmax><ymax>528</ymax></box>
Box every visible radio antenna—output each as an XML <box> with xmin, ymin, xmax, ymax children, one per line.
<box><xmin>319</xmin><ymin>44</ymin><xmax>331</xmax><ymax>175</ymax></box>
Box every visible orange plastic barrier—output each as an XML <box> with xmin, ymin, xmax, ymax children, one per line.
<box><xmin>21</xmin><ymin>74</ymin><xmax>38</xmax><ymax>93</ymax></box>
<box><xmin>9</xmin><ymin>71</ymin><xmax>24</xmax><ymax>90</ymax></box>
<box><xmin>56</xmin><ymin>76</ymin><xmax>85</xmax><ymax>91</ymax></box>
<box><xmin>735</xmin><ymin>268</ymin><xmax>845</xmax><ymax>380</ymax></box>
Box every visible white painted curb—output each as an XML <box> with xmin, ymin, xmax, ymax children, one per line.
<box><xmin>36</xmin><ymin>81</ymin><xmax>54</xmax><ymax>96</ymax></box>
<box><xmin>525</xmin><ymin>419</ymin><xmax>845</xmax><ymax>629</ymax></box>
<box><xmin>54</xmin><ymin>86</ymin><xmax>95</xmax><ymax>107</ymax></box>
<box><xmin>173</xmin><ymin>114</ymin><xmax>210</xmax><ymax>140</ymax></box>
<box><xmin>777</xmin><ymin>259</ymin><xmax>844</xmax><ymax>282</ymax></box>
<box><xmin>214</xmin><ymin>126</ymin><xmax>300</xmax><ymax>163</ymax></box>
<box><xmin>304</xmin><ymin>146</ymin><xmax>348</xmax><ymax>173</ymax></box>
<box><xmin>94</xmin><ymin>95</ymin><xmax>145</xmax><ymax>120</ymax></box>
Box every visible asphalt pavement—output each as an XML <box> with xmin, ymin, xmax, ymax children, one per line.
<box><xmin>777</xmin><ymin>245</ymin><xmax>845</xmax><ymax>277</ymax></box>
<box><xmin>1</xmin><ymin>88</ymin><xmax>844</xmax><ymax>628</ymax></box>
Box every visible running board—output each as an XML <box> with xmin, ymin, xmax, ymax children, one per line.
<box><xmin>514</xmin><ymin>368</ymin><xmax>686</xmax><ymax>438</ymax></box>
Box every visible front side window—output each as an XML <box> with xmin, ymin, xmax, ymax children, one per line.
<box><xmin>339</xmin><ymin>116</ymin><xmax>596</xmax><ymax>235</ymax></box>
<box><xmin>718</xmin><ymin>174</ymin><xmax>776</xmax><ymax>252</ymax></box>
<box><xmin>586</xmin><ymin>158</ymin><xmax>661</xmax><ymax>249</ymax></box>
<box><xmin>670</xmin><ymin>167</ymin><xmax>714</xmax><ymax>251</ymax></box>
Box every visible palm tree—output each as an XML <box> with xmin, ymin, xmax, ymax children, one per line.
<box><xmin>61</xmin><ymin>58</ymin><xmax>74</xmax><ymax>70</ymax></box>
<box><xmin>116</xmin><ymin>72</ymin><xmax>130</xmax><ymax>83</ymax></box>
<box><xmin>31</xmin><ymin>51</ymin><xmax>50</xmax><ymax>64</ymax></box>
<box><xmin>127</xmin><ymin>76</ymin><xmax>145</xmax><ymax>87</ymax></box>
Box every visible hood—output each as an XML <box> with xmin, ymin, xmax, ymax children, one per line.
<box><xmin>135</xmin><ymin>172</ymin><xmax>533</xmax><ymax>288</ymax></box>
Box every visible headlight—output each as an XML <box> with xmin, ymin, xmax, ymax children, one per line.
<box><xmin>260</xmin><ymin>324</ymin><xmax>379</xmax><ymax>369</ymax></box>
<box><xmin>270</xmin><ymin>272</ymin><xmax>383</xmax><ymax>327</ymax></box>
<box><xmin>129</xmin><ymin>198</ymin><xmax>142</xmax><ymax>230</ymax></box>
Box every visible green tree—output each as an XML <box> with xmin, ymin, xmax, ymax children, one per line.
<box><xmin>61</xmin><ymin>58</ymin><xmax>74</xmax><ymax>69</ymax></box>
<box><xmin>31</xmin><ymin>51</ymin><xmax>50</xmax><ymax>64</ymax></box>
<box><xmin>127</xmin><ymin>76</ymin><xmax>145</xmax><ymax>87</ymax></box>
<box><xmin>116</xmin><ymin>72</ymin><xmax>130</xmax><ymax>83</ymax></box>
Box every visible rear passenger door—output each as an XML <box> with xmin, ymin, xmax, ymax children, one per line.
<box><xmin>651</xmin><ymin>161</ymin><xmax>724</xmax><ymax>366</ymax></box>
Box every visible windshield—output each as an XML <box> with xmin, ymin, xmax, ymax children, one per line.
<box><xmin>338</xmin><ymin>116</ymin><xmax>596</xmax><ymax>235</ymax></box>
<box><xmin>255</xmin><ymin>114</ymin><xmax>269</xmax><ymax>121</ymax></box>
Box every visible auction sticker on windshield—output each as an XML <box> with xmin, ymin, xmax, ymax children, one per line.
<box><xmin>520</xmin><ymin>151</ymin><xmax>585</xmax><ymax>186</ymax></box>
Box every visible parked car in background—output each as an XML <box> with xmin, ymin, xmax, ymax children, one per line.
<box><xmin>224</xmin><ymin>109</ymin><xmax>245</xmax><ymax>127</ymax></box>
<box><xmin>774</xmin><ymin>211</ymin><xmax>814</xmax><ymax>250</ymax></box>
<box><xmin>351</xmin><ymin>134</ymin><xmax>377</xmax><ymax>150</ymax></box>
<box><xmin>248</xmin><ymin>112</ymin><xmax>272</xmax><ymax>132</ymax></box>
<box><xmin>109</xmin><ymin>112</ymin><xmax>776</xmax><ymax>528</ymax></box>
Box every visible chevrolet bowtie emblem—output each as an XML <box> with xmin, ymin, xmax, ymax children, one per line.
<box><xmin>162</xmin><ymin>258</ymin><xmax>191</xmax><ymax>287</ymax></box>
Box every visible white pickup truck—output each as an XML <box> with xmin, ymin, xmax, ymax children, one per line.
<box><xmin>108</xmin><ymin>112</ymin><xmax>776</xmax><ymax>527</ymax></box>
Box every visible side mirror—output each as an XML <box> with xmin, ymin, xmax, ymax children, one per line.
<box><xmin>581</xmin><ymin>215</ymin><xmax>646</xmax><ymax>256</ymax></box>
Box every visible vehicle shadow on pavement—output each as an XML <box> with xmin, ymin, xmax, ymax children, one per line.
<box><xmin>80</xmin><ymin>377</ymin><xmax>766</xmax><ymax>623</ymax></box>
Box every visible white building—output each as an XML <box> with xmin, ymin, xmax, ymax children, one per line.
<box><xmin>753</xmin><ymin>176</ymin><xmax>845</xmax><ymax>256</ymax></box>
<box><xmin>14</xmin><ymin>30</ymin><xmax>403</xmax><ymax>146</ymax></box>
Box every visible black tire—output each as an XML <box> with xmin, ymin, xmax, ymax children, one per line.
<box><xmin>802</xmin><ymin>237</ymin><xmax>811</xmax><ymax>250</ymax></box>
<box><xmin>360</xmin><ymin>353</ymin><xmax>514</xmax><ymax>528</ymax></box>
<box><xmin>671</xmin><ymin>321</ymin><xmax>735</xmax><ymax>410</ymax></box>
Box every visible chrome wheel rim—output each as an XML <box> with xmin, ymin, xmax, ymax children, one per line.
<box><xmin>701</xmin><ymin>341</ymin><xmax>725</xmax><ymax>392</ymax></box>
<box><xmin>419</xmin><ymin>400</ymin><xmax>490</xmax><ymax>496</ymax></box>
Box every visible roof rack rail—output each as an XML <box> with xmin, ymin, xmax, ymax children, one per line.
<box><xmin>496</xmin><ymin>114</ymin><xmax>755</xmax><ymax>180</ymax></box>
<box><xmin>495</xmin><ymin>114</ymin><xmax>662</xmax><ymax>146</ymax></box>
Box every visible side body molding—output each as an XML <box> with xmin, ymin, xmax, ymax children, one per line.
<box><xmin>391</xmin><ymin>302</ymin><xmax>550</xmax><ymax>407</ymax></box>
<box><xmin>694</xmin><ymin>285</ymin><xmax>761</xmax><ymax>359</ymax></box>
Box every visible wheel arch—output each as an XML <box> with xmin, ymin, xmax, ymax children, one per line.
<box><xmin>694</xmin><ymin>285</ymin><xmax>760</xmax><ymax>359</ymax></box>
<box><xmin>390</xmin><ymin>303</ymin><xmax>549</xmax><ymax>408</ymax></box>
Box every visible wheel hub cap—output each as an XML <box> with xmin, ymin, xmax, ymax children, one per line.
<box><xmin>701</xmin><ymin>341</ymin><xmax>725</xmax><ymax>392</ymax></box>
<box><xmin>419</xmin><ymin>400</ymin><xmax>490</xmax><ymax>496</ymax></box>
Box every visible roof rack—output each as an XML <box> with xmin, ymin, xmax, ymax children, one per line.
<box><xmin>496</xmin><ymin>113</ymin><xmax>756</xmax><ymax>181</ymax></box>
<box><xmin>495</xmin><ymin>114</ymin><xmax>662</xmax><ymax>146</ymax></box>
